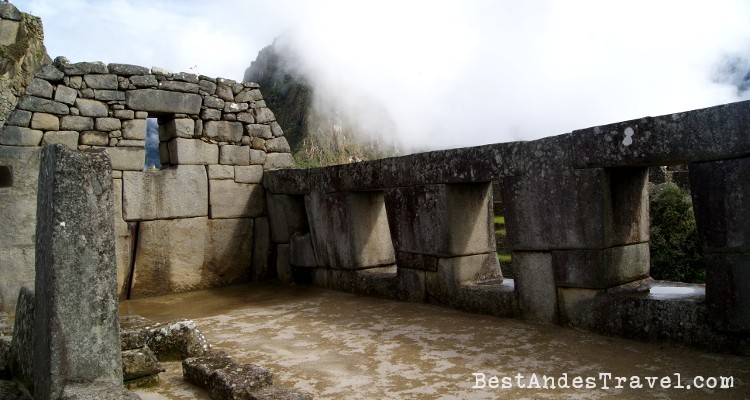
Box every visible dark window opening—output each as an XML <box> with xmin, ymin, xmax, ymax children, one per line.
<box><xmin>144</xmin><ymin>117</ymin><xmax>162</xmax><ymax>171</ymax></box>
<box><xmin>0</xmin><ymin>166</ymin><xmax>12</xmax><ymax>188</ymax></box>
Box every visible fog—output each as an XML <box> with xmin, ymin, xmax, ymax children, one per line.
<box><xmin>18</xmin><ymin>0</ymin><xmax>750</xmax><ymax>151</ymax></box>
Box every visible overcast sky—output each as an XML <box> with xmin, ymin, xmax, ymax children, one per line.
<box><xmin>13</xmin><ymin>0</ymin><xmax>750</xmax><ymax>150</ymax></box>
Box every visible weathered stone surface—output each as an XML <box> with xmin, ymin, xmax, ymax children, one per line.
<box><xmin>237</xmin><ymin>112</ymin><xmax>254</xmax><ymax>124</ymax></box>
<box><xmin>84</xmin><ymin>74</ymin><xmax>118</xmax><ymax>90</ymax></box>
<box><xmin>58</xmin><ymin>382</ymin><xmax>141</xmax><ymax>400</ymax></box>
<box><xmin>6</xmin><ymin>109</ymin><xmax>32</xmax><ymax>127</ymax></box>
<box><xmin>123</xmin><ymin>166</ymin><xmax>208</xmax><ymax>220</ymax></box>
<box><xmin>10</xmin><ymin>286</ymin><xmax>34</xmax><ymax>388</ymax></box>
<box><xmin>306</xmin><ymin>191</ymin><xmax>395</xmax><ymax>269</ymax></box>
<box><xmin>122</xmin><ymin>346</ymin><xmax>164</xmax><ymax>381</ymax></box>
<box><xmin>265</xmin><ymin>137</ymin><xmax>290</xmax><ymax>153</ymax></box>
<box><xmin>267</xmin><ymin>194</ymin><xmax>307</xmax><ymax>244</ymax></box>
<box><xmin>17</xmin><ymin>96</ymin><xmax>69</xmax><ymax>115</ymax></box>
<box><xmin>112</xmin><ymin>179</ymin><xmax>132</xmax><ymax>300</ymax></box>
<box><xmin>125</xmin><ymin>89</ymin><xmax>202</xmax><ymax>114</ymax></box>
<box><xmin>142</xmin><ymin>320</ymin><xmax>210</xmax><ymax>360</ymax></box>
<box><xmin>219</xmin><ymin>144</ymin><xmax>250</xmax><ymax>165</ymax></box>
<box><xmin>252</xmin><ymin>217</ymin><xmax>271</xmax><ymax>281</ymax></box>
<box><xmin>427</xmin><ymin>253</ymin><xmax>502</xmax><ymax>298</ymax></box>
<box><xmin>95</xmin><ymin>89</ymin><xmax>126</xmax><ymax>101</ymax></box>
<box><xmin>235</xmin><ymin>89</ymin><xmax>263</xmax><ymax>103</ymax></box>
<box><xmin>290</xmin><ymin>232</ymin><xmax>317</xmax><ymax>267</ymax></box>
<box><xmin>34</xmin><ymin>145</ymin><xmax>122</xmax><ymax>400</ymax></box>
<box><xmin>75</xmin><ymin>98</ymin><xmax>108</xmax><ymax>117</ymax></box>
<box><xmin>80</xmin><ymin>131</ymin><xmax>109</xmax><ymax>146</ymax></box>
<box><xmin>209</xmin><ymin>363</ymin><xmax>273</xmax><ymax>399</ymax></box>
<box><xmin>0</xmin><ymin>126</ymin><xmax>43</xmax><ymax>146</ymax></box>
<box><xmin>263</xmin><ymin>153</ymin><xmax>294</xmax><ymax>170</ymax></box>
<box><xmin>158</xmin><ymin>80</ymin><xmax>199</xmax><ymax>93</ymax></box>
<box><xmin>25</xmin><ymin>78</ymin><xmax>54</xmax><ymax>98</ymax></box>
<box><xmin>201</xmin><ymin>108</ymin><xmax>221</xmax><ymax>121</ymax></box>
<box><xmin>159</xmin><ymin>118</ymin><xmax>194</xmax><ymax>140</ymax></box>
<box><xmin>42</xmin><ymin>131</ymin><xmax>79</xmax><ymax>149</ymax></box>
<box><xmin>105</xmin><ymin>146</ymin><xmax>145</xmax><ymax>171</ymax></box>
<box><xmin>209</xmin><ymin>180</ymin><xmax>264</xmax><ymax>218</ymax></box>
<box><xmin>235</xmin><ymin>165</ymin><xmax>263</xmax><ymax>183</ymax></box>
<box><xmin>245</xmin><ymin>124</ymin><xmax>272</xmax><ymax>139</ymax></box>
<box><xmin>276</xmin><ymin>244</ymin><xmax>292</xmax><ymax>283</ymax></box>
<box><xmin>254</xmin><ymin>107</ymin><xmax>275</xmax><ymax>123</ymax></box>
<box><xmin>35</xmin><ymin>65</ymin><xmax>65</xmax><ymax>82</ymax></box>
<box><xmin>208</xmin><ymin>164</ymin><xmax>234</xmax><ymax>179</ymax></box>
<box><xmin>270</xmin><ymin>121</ymin><xmax>284</xmax><ymax>137</ymax></box>
<box><xmin>118</xmin><ymin>139</ymin><xmax>145</xmax><ymax>147</ymax></box>
<box><xmin>61</xmin><ymin>61</ymin><xmax>108</xmax><ymax>75</ymax></box>
<box><xmin>54</xmin><ymin>85</ymin><xmax>78</xmax><ymax>105</ymax></box>
<box><xmin>224</xmin><ymin>102</ymin><xmax>249</xmax><ymax>113</ymax></box>
<box><xmin>108</xmin><ymin>63</ymin><xmax>150</xmax><ymax>76</ymax></box>
<box><xmin>122</xmin><ymin>119</ymin><xmax>146</xmax><ymax>140</ymax></box>
<box><xmin>204</xmin><ymin>218</ymin><xmax>254</xmax><ymax>284</ymax></box>
<box><xmin>96</xmin><ymin>117</ymin><xmax>122</xmax><ymax>131</ymax></box>
<box><xmin>552</xmin><ymin>244</ymin><xmax>650</xmax><ymax>289</ymax></box>
<box><xmin>690</xmin><ymin>156</ymin><xmax>750</xmax><ymax>253</ymax></box>
<box><xmin>0</xmin><ymin>146</ymin><xmax>40</xmax><ymax>313</ymax></box>
<box><xmin>30</xmin><ymin>112</ymin><xmax>59</xmax><ymax>130</ymax></box>
<box><xmin>174</xmin><ymin>72</ymin><xmax>199</xmax><ymax>83</ymax></box>
<box><xmin>204</xmin><ymin>120</ymin><xmax>243</xmax><ymax>142</ymax></box>
<box><xmin>704</xmin><ymin>253</ymin><xmax>750</xmax><ymax>332</ymax></box>
<box><xmin>60</xmin><ymin>115</ymin><xmax>94</xmax><ymax>130</ymax></box>
<box><xmin>129</xmin><ymin>75</ymin><xmax>158</xmax><ymax>87</ymax></box>
<box><xmin>182</xmin><ymin>353</ymin><xmax>233</xmax><ymax>389</ymax></box>
<box><xmin>514</xmin><ymin>252</ymin><xmax>557</xmax><ymax>323</ymax></box>
<box><xmin>199</xmin><ymin>79</ymin><xmax>217</xmax><ymax>95</ymax></box>
<box><xmin>250</xmin><ymin>149</ymin><xmax>267</xmax><ymax>165</ymax></box>
<box><xmin>203</xmin><ymin>96</ymin><xmax>225</xmax><ymax>109</ymax></box>
<box><xmin>168</xmin><ymin>138</ymin><xmax>219</xmax><ymax>165</ymax></box>
<box><xmin>114</xmin><ymin>109</ymin><xmax>135</xmax><ymax>119</ymax></box>
<box><xmin>246</xmin><ymin>386</ymin><xmax>313</xmax><ymax>400</ymax></box>
<box><xmin>573</xmin><ymin>100</ymin><xmax>750</xmax><ymax>167</ymax></box>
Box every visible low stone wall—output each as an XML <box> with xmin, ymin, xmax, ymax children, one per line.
<box><xmin>0</xmin><ymin>59</ymin><xmax>293</xmax><ymax>311</ymax></box>
<box><xmin>265</xmin><ymin>100</ymin><xmax>750</xmax><ymax>352</ymax></box>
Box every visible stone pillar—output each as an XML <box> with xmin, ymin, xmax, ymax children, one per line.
<box><xmin>384</xmin><ymin>182</ymin><xmax>499</xmax><ymax>302</ymax></box>
<box><xmin>690</xmin><ymin>156</ymin><xmax>750</xmax><ymax>332</ymax></box>
<box><xmin>33</xmin><ymin>145</ymin><xmax>123</xmax><ymax>400</ymax></box>
<box><xmin>504</xmin><ymin>135</ymin><xmax>650</xmax><ymax>322</ymax></box>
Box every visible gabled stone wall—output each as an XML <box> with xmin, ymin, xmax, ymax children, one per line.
<box><xmin>0</xmin><ymin>59</ymin><xmax>294</xmax><ymax>311</ymax></box>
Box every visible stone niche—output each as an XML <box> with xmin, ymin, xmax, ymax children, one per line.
<box><xmin>0</xmin><ymin>59</ymin><xmax>296</xmax><ymax>308</ymax></box>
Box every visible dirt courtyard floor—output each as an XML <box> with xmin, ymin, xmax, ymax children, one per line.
<box><xmin>120</xmin><ymin>282</ymin><xmax>750</xmax><ymax>399</ymax></box>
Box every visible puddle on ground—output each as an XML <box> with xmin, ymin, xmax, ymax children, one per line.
<box><xmin>121</xmin><ymin>283</ymin><xmax>750</xmax><ymax>399</ymax></box>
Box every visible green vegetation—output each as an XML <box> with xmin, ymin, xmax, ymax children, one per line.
<box><xmin>649</xmin><ymin>183</ymin><xmax>705</xmax><ymax>283</ymax></box>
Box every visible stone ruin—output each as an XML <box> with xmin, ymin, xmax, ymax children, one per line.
<box><xmin>0</xmin><ymin>58</ymin><xmax>294</xmax><ymax>313</ymax></box>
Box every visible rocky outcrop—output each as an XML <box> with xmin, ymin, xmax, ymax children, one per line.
<box><xmin>244</xmin><ymin>37</ymin><xmax>400</xmax><ymax>168</ymax></box>
<box><xmin>0</xmin><ymin>2</ymin><xmax>52</xmax><ymax>129</ymax></box>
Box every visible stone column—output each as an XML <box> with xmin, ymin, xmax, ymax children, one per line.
<box><xmin>33</xmin><ymin>145</ymin><xmax>122</xmax><ymax>400</ymax></box>
<box><xmin>504</xmin><ymin>135</ymin><xmax>650</xmax><ymax>322</ymax></box>
<box><xmin>690</xmin><ymin>156</ymin><xmax>750</xmax><ymax>332</ymax></box>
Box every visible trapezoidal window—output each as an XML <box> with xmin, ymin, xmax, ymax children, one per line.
<box><xmin>0</xmin><ymin>166</ymin><xmax>12</xmax><ymax>188</ymax></box>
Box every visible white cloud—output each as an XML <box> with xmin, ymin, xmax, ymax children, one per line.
<box><xmin>14</xmin><ymin>0</ymin><xmax>750</xmax><ymax>150</ymax></box>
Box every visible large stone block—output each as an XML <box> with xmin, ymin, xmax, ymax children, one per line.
<box><xmin>10</xmin><ymin>286</ymin><xmax>34</xmax><ymax>389</ymax></box>
<box><xmin>0</xmin><ymin>146</ymin><xmax>40</xmax><ymax>313</ymax></box>
<box><xmin>130</xmin><ymin>217</ymin><xmax>253</xmax><ymax>298</ymax></box>
<box><xmin>234</xmin><ymin>165</ymin><xmax>263</xmax><ymax>183</ymax></box>
<box><xmin>263</xmin><ymin>153</ymin><xmax>295</xmax><ymax>170</ymax></box>
<box><xmin>0</xmin><ymin>126</ymin><xmax>43</xmax><ymax>146</ymax></box>
<box><xmin>503</xmin><ymin>136</ymin><xmax>649</xmax><ymax>250</ymax></box>
<box><xmin>267</xmin><ymin>194</ymin><xmax>308</xmax><ymax>243</ymax></box>
<box><xmin>30</xmin><ymin>113</ymin><xmax>59</xmax><ymax>131</ymax></box>
<box><xmin>60</xmin><ymin>115</ymin><xmax>94</xmax><ymax>131</ymax></box>
<box><xmin>204</xmin><ymin>121</ymin><xmax>243</xmax><ymax>143</ymax></box>
<box><xmin>514</xmin><ymin>252</ymin><xmax>558</xmax><ymax>323</ymax></box>
<box><xmin>306</xmin><ymin>191</ymin><xmax>396</xmax><ymax>269</ymax></box>
<box><xmin>384</xmin><ymin>183</ymin><xmax>495</xmax><ymax>259</ymax></box>
<box><xmin>122</xmin><ymin>165</ymin><xmax>208</xmax><ymax>221</ymax></box>
<box><xmin>104</xmin><ymin>146</ymin><xmax>145</xmax><ymax>171</ymax></box>
<box><xmin>168</xmin><ymin>138</ymin><xmax>218</xmax><ymax>165</ymax></box>
<box><xmin>125</xmin><ymin>89</ymin><xmax>202</xmax><ymax>114</ymax></box>
<box><xmin>219</xmin><ymin>144</ymin><xmax>250</xmax><ymax>165</ymax></box>
<box><xmin>159</xmin><ymin>118</ymin><xmax>194</xmax><ymax>140</ymax></box>
<box><xmin>690</xmin><ymin>156</ymin><xmax>750</xmax><ymax>253</ymax></box>
<box><xmin>18</xmin><ymin>96</ymin><xmax>69</xmax><ymax>115</ymax></box>
<box><xmin>209</xmin><ymin>180</ymin><xmax>264</xmax><ymax>218</ymax></box>
<box><xmin>552</xmin><ymin>243</ymin><xmax>650</xmax><ymax>289</ymax></box>
<box><xmin>42</xmin><ymin>131</ymin><xmax>79</xmax><ymax>150</ymax></box>
<box><xmin>25</xmin><ymin>78</ymin><xmax>54</xmax><ymax>98</ymax></box>
<box><xmin>290</xmin><ymin>232</ymin><xmax>317</xmax><ymax>267</ymax></box>
<box><xmin>34</xmin><ymin>145</ymin><xmax>122</xmax><ymax>400</ymax></box>
<box><xmin>83</xmin><ymin>74</ymin><xmax>118</xmax><ymax>90</ymax></box>
<box><xmin>122</xmin><ymin>119</ymin><xmax>147</xmax><ymax>140</ymax></box>
<box><xmin>130</xmin><ymin>217</ymin><xmax>207</xmax><ymax>298</ymax></box>
<box><xmin>74</xmin><ymin>98</ymin><xmax>108</xmax><ymax>117</ymax></box>
<box><xmin>704</xmin><ymin>253</ymin><xmax>750</xmax><ymax>333</ymax></box>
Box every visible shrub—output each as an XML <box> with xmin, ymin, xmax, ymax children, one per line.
<box><xmin>649</xmin><ymin>183</ymin><xmax>705</xmax><ymax>283</ymax></box>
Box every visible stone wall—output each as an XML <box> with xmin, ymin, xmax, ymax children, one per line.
<box><xmin>0</xmin><ymin>59</ymin><xmax>293</xmax><ymax>311</ymax></box>
<box><xmin>265</xmin><ymin>100</ymin><xmax>750</xmax><ymax>352</ymax></box>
